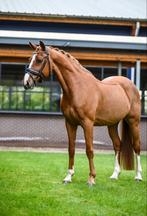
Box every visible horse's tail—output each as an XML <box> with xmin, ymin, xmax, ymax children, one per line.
<box><xmin>120</xmin><ymin>120</ymin><xmax>134</xmax><ymax>170</ymax></box>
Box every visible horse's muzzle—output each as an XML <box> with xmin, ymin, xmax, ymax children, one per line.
<box><xmin>24</xmin><ymin>82</ymin><xmax>30</xmax><ymax>90</ymax></box>
<box><xmin>23</xmin><ymin>72</ymin><xmax>36</xmax><ymax>90</ymax></box>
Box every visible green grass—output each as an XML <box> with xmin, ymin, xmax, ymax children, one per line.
<box><xmin>0</xmin><ymin>151</ymin><xmax>146</xmax><ymax>216</ymax></box>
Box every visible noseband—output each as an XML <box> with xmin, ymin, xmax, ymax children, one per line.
<box><xmin>25</xmin><ymin>49</ymin><xmax>52</xmax><ymax>82</ymax></box>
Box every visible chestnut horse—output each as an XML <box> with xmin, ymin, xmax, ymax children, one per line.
<box><xmin>24</xmin><ymin>41</ymin><xmax>142</xmax><ymax>185</ymax></box>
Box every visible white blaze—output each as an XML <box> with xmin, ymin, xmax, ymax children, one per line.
<box><xmin>29</xmin><ymin>54</ymin><xmax>36</xmax><ymax>68</ymax></box>
<box><xmin>24</xmin><ymin>73</ymin><xmax>30</xmax><ymax>86</ymax></box>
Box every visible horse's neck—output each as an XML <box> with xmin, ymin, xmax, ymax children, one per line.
<box><xmin>50</xmin><ymin>49</ymin><xmax>81</xmax><ymax>95</ymax></box>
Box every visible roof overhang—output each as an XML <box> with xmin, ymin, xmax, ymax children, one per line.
<box><xmin>0</xmin><ymin>30</ymin><xmax>146</xmax><ymax>51</ymax></box>
<box><xmin>0</xmin><ymin>12</ymin><xmax>147</xmax><ymax>27</ymax></box>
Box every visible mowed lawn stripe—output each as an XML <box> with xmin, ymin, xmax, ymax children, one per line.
<box><xmin>0</xmin><ymin>151</ymin><xmax>146</xmax><ymax>216</ymax></box>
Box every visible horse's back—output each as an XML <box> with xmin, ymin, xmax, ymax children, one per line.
<box><xmin>102</xmin><ymin>76</ymin><xmax>140</xmax><ymax>102</ymax></box>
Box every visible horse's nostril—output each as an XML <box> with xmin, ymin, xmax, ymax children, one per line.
<box><xmin>24</xmin><ymin>85</ymin><xmax>28</xmax><ymax>90</ymax></box>
<box><xmin>24</xmin><ymin>81</ymin><xmax>29</xmax><ymax>90</ymax></box>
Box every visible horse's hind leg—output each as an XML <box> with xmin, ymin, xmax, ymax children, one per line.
<box><xmin>127</xmin><ymin>118</ymin><xmax>142</xmax><ymax>181</ymax></box>
<box><xmin>108</xmin><ymin>124</ymin><xmax>121</xmax><ymax>180</ymax></box>
<box><xmin>63</xmin><ymin>120</ymin><xmax>77</xmax><ymax>184</ymax></box>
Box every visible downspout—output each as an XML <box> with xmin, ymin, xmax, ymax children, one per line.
<box><xmin>135</xmin><ymin>22</ymin><xmax>141</xmax><ymax>89</ymax></box>
<box><xmin>135</xmin><ymin>21</ymin><xmax>140</xmax><ymax>36</ymax></box>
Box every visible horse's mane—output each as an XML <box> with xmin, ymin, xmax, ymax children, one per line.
<box><xmin>52</xmin><ymin>47</ymin><xmax>92</xmax><ymax>74</ymax></box>
<box><xmin>51</xmin><ymin>48</ymin><xmax>119</xmax><ymax>85</ymax></box>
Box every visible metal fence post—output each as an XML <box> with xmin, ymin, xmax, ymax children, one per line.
<box><xmin>118</xmin><ymin>62</ymin><xmax>122</xmax><ymax>76</ymax></box>
<box><xmin>136</xmin><ymin>60</ymin><xmax>141</xmax><ymax>90</ymax></box>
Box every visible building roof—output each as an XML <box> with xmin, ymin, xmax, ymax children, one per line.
<box><xmin>0</xmin><ymin>0</ymin><xmax>146</xmax><ymax>20</ymax></box>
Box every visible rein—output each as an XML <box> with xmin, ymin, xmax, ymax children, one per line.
<box><xmin>25</xmin><ymin>48</ymin><xmax>52</xmax><ymax>82</ymax></box>
<box><xmin>25</xmin><ymin>68</ymin><xmax>47</xmax><ymax>80</ymax></box>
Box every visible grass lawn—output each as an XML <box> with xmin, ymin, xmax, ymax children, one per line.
<box><xmin>0</xmin><ymin>151</ymin><xmax>146</xmax><ymax>216</ymax></box>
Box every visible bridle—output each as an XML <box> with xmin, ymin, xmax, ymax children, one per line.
<box><xmin>25</xmin><ymin>48</ymin><xmax>52</xmax><ymax>84</ymax></box>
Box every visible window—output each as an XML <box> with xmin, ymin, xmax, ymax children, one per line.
<box><xmin>121</xmin><ymin>68</ymin><xmax>127</xmax><ymax>77</ymax></box>
<box><xmin>1</xmin><ymin>64</ymin><xmax>25</xmax><ymax>83</ymax></box>
<box><xmin>87</xmin><ymin>66</ymin><xmax>118</xmax><ymax>80</ymax></box>
<box><xmin>103</xmin><ymin>68</ymin><xmax>118</xmax><ymax>78</ymax></box>
<box><xmin>140</xmin><ymin>69</ymin><xmax>147</xmax><ymax>115</ymax></box>
<box><xmin>87</xmin><ymin>67</ymin><xmax>102</xmax><ymax>80</ymax></box>
<box><xmin>0</xmin><ymin>63</ymin><xmax>61</xmax><ymax>113</ymax></box>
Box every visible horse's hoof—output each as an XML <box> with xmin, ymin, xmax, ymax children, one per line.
<box><xmin>63</xmin><ymin>179</ymin><xmax>71</xmax><ymax>185</ymax></box>
<box><xmin>63</xmin><ymin>181</ymin><xmax>68</xmax><ymax>185</ymax></box>
<box><xmin>63</xmin><ymin>180</ymin><xmax>71</xmax><ymax>184</ymax></box>
<box><xmin>87</xmin><ymin>182</ymin><xmax>95</xmax><ymax>187</ymax></box>
<box><xmin>87</xmin><ymin>176</ymin><xmax>96</xmax><ymax>186</ymax></box>
<box><xmin>135</xmin><ymin>173</ymin><xmax>142</xmax><ymax>182</ymax></box>
<box><xmin>63</xmin><ymin>170</ymin><xmax>75</xmax><ymax>185</ymax></box>
<box><xmin>110</xmin><ymin>176</ymin><xmax>118</xmax><ymax>180</ymax></box>
<box><xmin>110</xmin><ymin>171</ymin><xmax>120</xmax><ymax>180</ymax></box>
<box><xmin>135</xmin><ymin>177</ymin><xmax>142</xmax><ymax>182</ymax></box>
<box><xmin>63</xmin><ymin>173</ymin><xmax>72</xmax><ymax>184</ymax></box>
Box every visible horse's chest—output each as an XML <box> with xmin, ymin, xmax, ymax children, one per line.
<box><xmin>62</xmin><ymin>106</ymin><xmax>80</xmax><ymax>124</ymax></box>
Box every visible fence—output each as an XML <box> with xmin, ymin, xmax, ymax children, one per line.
<box><xmin>0</xmin><ymin>84</ymin><xmax>147</xmax><ymax>115</ymax></box>
<box><xmin>0</xmin><ymin>113</ymin><xmax>146</xmax><ymax>151</ymax></box>
<box><xmin>141</xmin><ymin>90</ymin><xmax>147</xmax><ymax>115</ymax></box>
<box><xmin>0</xmin><ymin>81</ymin><xmax>146</xmax><ymax>151</ymax></box>
<box><xmin>0</xmin><ymin>82</ymin><xmax>61</xmax><ymax>113</ymax></box>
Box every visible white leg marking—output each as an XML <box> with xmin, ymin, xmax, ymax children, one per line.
<box><xmin>87</xmin><ymin>176</ymin><xmax>96</xmax><ymax>186</ymax></box>
<box><xmin>63</xmin><ymin>169</ymin><xmax>74</xmax><ymax>183</ymax></box>
<box><xmin>110</xmin><ymin>152</ymin><xmax>121</xmax><ymax>180</ymax></box>
<box><xmin>135</xmin><ymin>155</ymin><xmax>142</xmax><ymax>181</ymax></box>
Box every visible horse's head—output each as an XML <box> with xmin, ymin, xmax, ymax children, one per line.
<box><xmin>24</xmin><ymin>41</ymin><xmax>51</xmax><ymax>89</ymax></box>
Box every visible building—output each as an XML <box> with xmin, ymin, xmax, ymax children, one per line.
<box><xmin>0</xmin><ymin>0</ymin><xmax>147</xmax><ymax>114</ymax></box>
<box><xmin>0</xmin><ymin>0</ymin><xmax>146</xmax><ymax>149</ymax></box>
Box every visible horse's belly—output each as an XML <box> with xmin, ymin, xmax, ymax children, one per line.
<box><xmin>94</xmin><ymin>109</ymin><xmax>128</xmax><ymax>126</ymax></box>
<box><xmin>95</xmin><ymin>89</ymin><xmax>130</xmax><ymax>126</ymax></box>
<box><xmin>94</xmin><ymin>112</ymin><xmax>126</xmax><ymax>126</ymax></box>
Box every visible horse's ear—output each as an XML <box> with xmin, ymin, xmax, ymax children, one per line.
<box><xmin>39</xmin><ymin>41</ymin><xmax>46</xmax><ymax>51</ymax></box>
<box><xmin>29</xmin><ymin>42</ymin><xmax>37</xmax><ymax>50</ymax></box>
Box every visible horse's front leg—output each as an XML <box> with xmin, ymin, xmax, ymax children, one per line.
<box><xmin>63</xmin><ymin>120</ymin><xmax>77</xmax><ymax>184</ymax></box>
<box><xmin>83</xmin><ymin>120</ymin><xmax>96</xmax><ymax>186</ymax></box>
